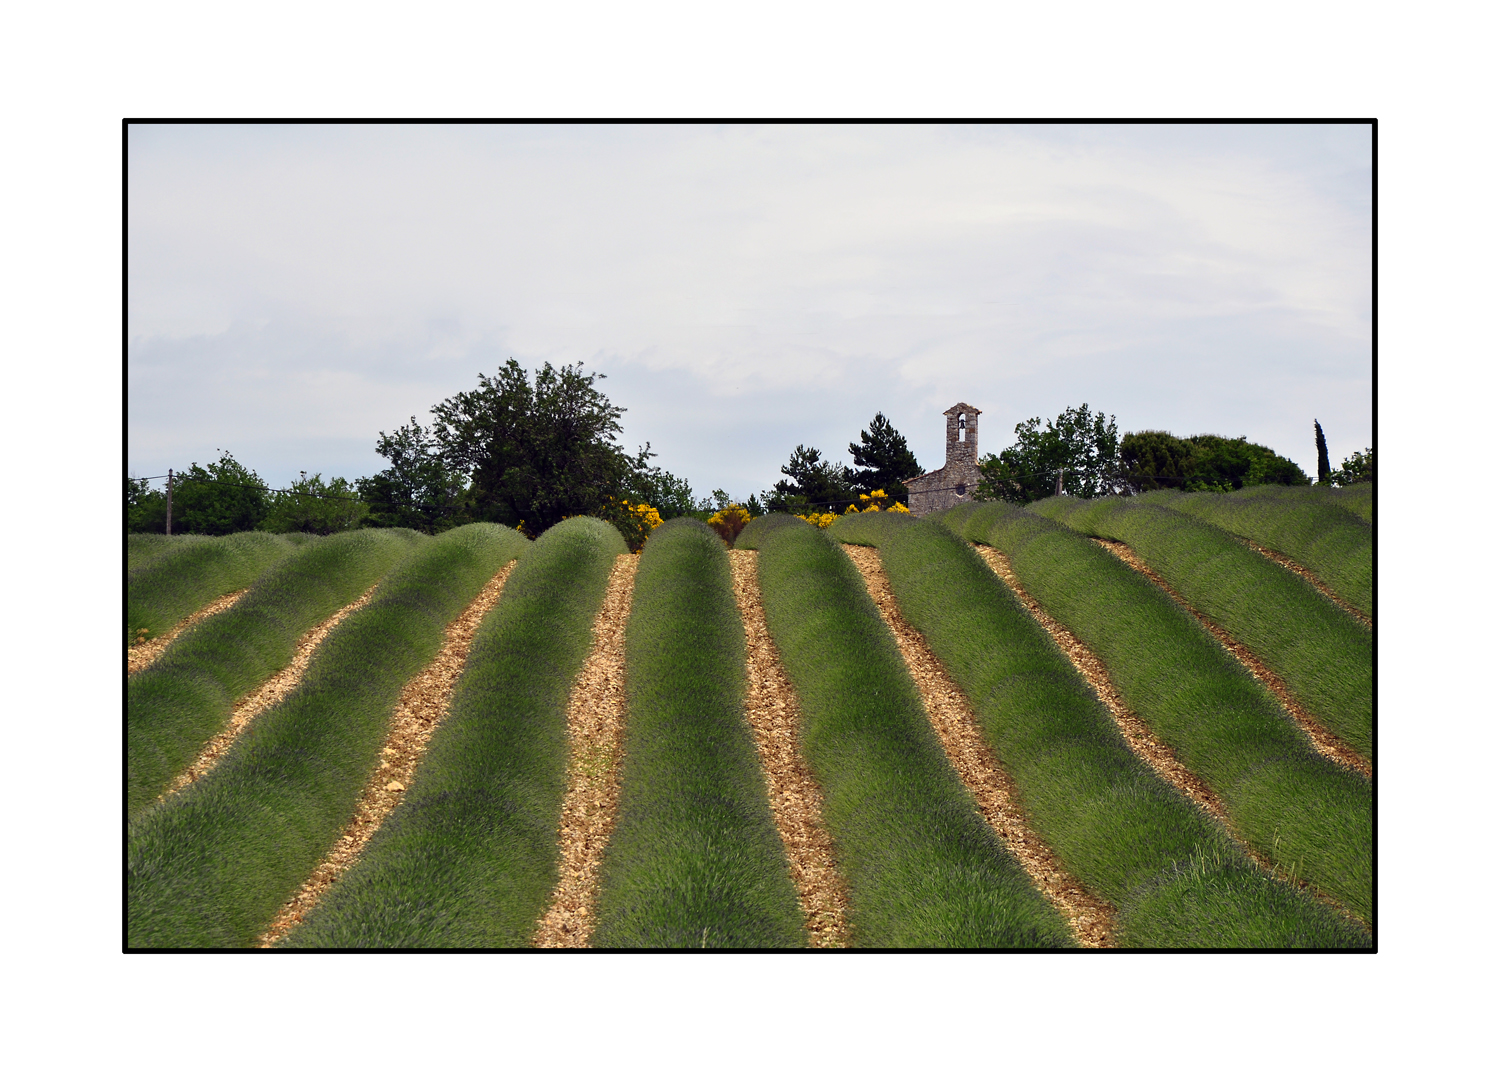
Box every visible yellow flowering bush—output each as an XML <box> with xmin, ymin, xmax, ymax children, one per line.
<box><xmin>616</xmin><ymin>499</ymin><xmax>664</xmax><ymax>552</ymax></box>
<box><xmin>707</xmin><ymin>503</ymin><xmax>753</xmax><ymax>546</ymax></box>
<box><xmin>847</xmin><ymin>489</ymin><xmax>910</xmax><ymax>515</ymax></box>
<box><xmin>795</xmin><ymin>491</ymin><xmax>908</xmax><ymax>529</ymax></box>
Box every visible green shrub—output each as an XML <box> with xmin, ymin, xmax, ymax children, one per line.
<box><xmin>734</xmin><ymin>512</ymin><xmax>809</xmax><ymax>550</ymax></box>
<box><xmin>1033</xmin><ymin>496</ymin><xmax>1372</xmax><ymax>759</ymax></box>
<box><xmin>834</xmin><ymin>510</ymin><xmax>1366</xmax><ymax>947</ymax></box>
<box><xmin>946</xmin><ymin>502</ymin><xmax>1371</xmax><ymax>925</ymax></box>
<box><xmin>127</xmin><ymin>529</ymin><xmax>425</xmax><ymax>815</ymax></box>
<box><xmin>128</xmin><ymin>533</ymin><xmax>180</xmax><ymax>573</ymax></box>
<box><xmin>1148</xmin><ymin>487</ymin><xmax>1371</xmax><ymax>618</ymax></box>
<box><xmin>281</xmin><ymin>517</ymin><xmax>625</xmax><ymax>948</ymax></box>
<box><xmin>753</xmin><ymin>518</ymin><xmax>1074</xmax><ymax>947</ymax></box>
<box><xmin>127</xmin><ymin>531</ymin><xmax>298</xmax><ymax>644</ymax></box>
<box><xmin>128</xmin><ymin>524</ymin><xmax>527</xmax><ymax>947</ymax></box>
<box><xmin>1328</xmin><ymin>483</ymin><xmax>1373</xmax><ymax>522</ymax></box>
<box><xmin>593</xmin><ymin>518</ymin><xmax>804</xmax><ymax>947</ymax></box>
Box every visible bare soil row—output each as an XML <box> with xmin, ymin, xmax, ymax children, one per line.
<box><xmin>127</xmin><ymin>589</ymin><xmax>248</xmax><ymax>676</ymax></box>
<box><xmin>536</xmin><ymin>550</ymin><xmax>854</xmax><ymax>948</ymax></box>
<box><xmin>975</xmin><ymin>541</ymin><xmax>1369</xmax><ymax>930</ymax></box>
<box><xmin>259</xmin><ymin>559</ymin><xmax>520</xmax><ymax>946</ymax></box>
<box><xmin>841</xmin><ymin>544</ymin><xmax>1114</xmax><ymax>947</ymax></box>
<box><xmin>1238</xmin><ymin>537</ymin><xmax>1373</xmax><ymax>628</ymax></box>
<box><xmin>1092</xmin><ymin>538</ymin><xmax>1372</xmax><ymax>778</ymax></box>
<box><xmin>132</xmin><ymin>516</ymin><xmax>1369</xmax><ymax>947</ymax></box>
<box><xmin>158</xmin><ymin>584</ymin><xmax>381</xmax><ymax>804</ymax></box>
<box><xmin>973</xmin><ymin>546</ymin><xmax>1232</xmax><ymax>821</ymax></box>
<box><xmin>729</xmin><ymin>550</ymin><xmax>851</xmax><ymax>948</ymax></box>
<box><xmin>532</xmin><ymin>554</ymin><xmax>638</xmax><ymax>948</ymax></box>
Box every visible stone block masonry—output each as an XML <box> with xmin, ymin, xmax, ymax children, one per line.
<box><xmin>904</xmin><ymin>402</ymin><xmax>982</xmax><ymax>518</ymax></box>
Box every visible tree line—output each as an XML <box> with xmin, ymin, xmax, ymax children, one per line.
<box><xmin>128</xmin><ymin>361</ymin><xmax>1373</xmax><ymax>538</ymax></box>
<box><xmin>762</xmin><ymin>405</ymin><xmax>1371</xmax><ymax>510</ymax></box>
<box><xmin>128</xmin><ymin>360</ymin><xmax>687</xmax><ymax>538</ymax></box>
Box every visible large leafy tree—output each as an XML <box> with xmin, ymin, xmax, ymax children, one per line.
<box><xmin>848</xmin><ymin>412</ymin><xmax>920</xmax><ymax>502</ymax></box>
<box><xmin>1331</xmin><ymin>446</ymin><xmax>1374</xmax><ymax>486</ymax></box>
<box><xmin>627</xmin><ymin>464</ymin><xmax>699</xmax><ymax>520</ymax></box>
<box><xmin>1120</xmin><ymin>431</ymin><xmax>1310</xmax><ymax>492</ymax></box>
<box><xmin>977</xmin><ymin>404</ymin><xmax>1122</xmax><ymax>504</ymax></box>
<box><xmin>357</xmin><ymin>418</ymin><xmax>472</xmax><ymax>532</ymax></box>
<box><xmin>126</xmin><ymin>476</ymin><xmax>168</xmax><ymax>533</ymax></box>
<box><xmin>429</xmin><ymin>359</ymin><xmax>651</xmax><ymax>533</ymax></box>
<box><xmin>1186</xmin><ymin>435</ymin><xmax>1309</xmax><ymax>490</ymax></box>
<box><xmin>262</xmin><ymin>473</ymin><xmax>369</xmax><ymax>534</ymax></box>
<box><xmin>1118</xmin><ymin>431</ymin><xmax>1195</xmax><ymax>493</ymax></box>
<box><xmin>172</xmin><ymin>450</ymin><xmax>269</xmax><ymax>535</ymax></box>
<box><xmin>767</xmin><ymin>445</ymin><xmax>857</xmax><ymax>513</ymax></box>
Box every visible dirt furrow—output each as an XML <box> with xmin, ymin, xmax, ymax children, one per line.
<box><xmin>976</xmin><ymin>544</ymin><xmax>1368</xmax><ymax>925</ymax></box>
<box><xmin>157</xmin><ymin>584</ymin><xmax>382</xmax><ymax>803</ymax></box>
<box><xmin>842</xmin><ymin>544</ymin><xmax>1115</xmax><ymax>949</ymax></box>
<box><xmin>1236</xmin><ymin>537</ymin><xmax>1372</xmax><ymax>628</ymax></box>
<box><xmin>532</xmin><ymin>554</ymin><xmax>639</xmax><ymax>949</ymax></box>
<box><xmin>257</xmin><ymin>561</ymin><xmax>518</xmax><ymax>947</ymax></box>
<box><xmin>729</xmin><ymin>550</ymin><xmax>852</xmax><ymax>949</ymax></box>
<box><xmin>975</xmin><ymin>546</ymin><xmax>1235</xmax><ymax>821</ymax></box>
<box><xmin>127</xmin><ymin>590</ymin><xmax>249</xmax><ymax>676</ymax></box>
<box><xmin>1091</xmin><ymin>538</ymin><xmax>1372</xmax><ymax>779</ymax></box>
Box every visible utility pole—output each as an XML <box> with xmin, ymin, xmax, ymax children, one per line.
<box><xmin>166</xmin><ymin>469</ymin><xmax>173</xmax><ymax>535</ymax></box>
<box><xmin>1055</xmin><ymin>469</ymin><xmax>1065</xmax><ymax>497</ymax></box>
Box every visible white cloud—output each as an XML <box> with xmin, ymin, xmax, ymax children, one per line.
<box><xmin>128</xmin><ymin>123</ymin><xmax>1372</xmax><ymax>493</ymax></box>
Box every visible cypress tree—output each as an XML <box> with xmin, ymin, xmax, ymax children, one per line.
<box><xmin>1314</xmin><ymin>419</ymin><xmax>1331</xmax><ymax>484</ymax></box>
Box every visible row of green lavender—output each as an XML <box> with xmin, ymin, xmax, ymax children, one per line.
<box><xmin>944</xmin><ymin>501</ymin><xmax>1372</xmax><ymax>927</ymax></box>
<box><xmin>1136</xmin><ymin>485</ymin><xmax>1372</xmax><ymax>619</ymax></box>
<box><xmin>739</xmin><ymin>515</ymin><xmax>1076</xmax><ymax>947</ymax></box>
<box><xmin>281</xmin><ymin>518</ymin><xmax>624</xmax><ymax>947</ymax></box>
<box><xmin>128</xmin><ymin>524</ymin><xmax>528</xmax><ymax>947</ymax></box>
<box><xmin>127</xmin><ymin>529</ymin><xmax>426</xmax><ymax>816</ymax></box>
<box><xmin>1032</xmin><ymin>495</ymin><xmax>1372</xmax><ymax>761</ymax></box>
<box><xmin>127</xmin><ymin>531</ymin><xmax>299</xmax><ymax>645</ymax></box>
<box><xmin>835</xmin><ymin>509</ymin><xmax>1367</xmax><ymax>946</ymax></box>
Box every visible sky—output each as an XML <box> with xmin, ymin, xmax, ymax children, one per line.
<box><xmin>127</xmin><ymin>123</ymin><xmax>1372</xmax><ymax>499</ymax></box>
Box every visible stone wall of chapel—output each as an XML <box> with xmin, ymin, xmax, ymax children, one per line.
<box><xmin>906</xmin><ymin>403</ymin><xmax>982</xmax><ymax>518</ymax></box>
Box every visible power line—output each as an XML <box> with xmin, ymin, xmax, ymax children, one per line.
<box><xmin>129</xmin><ymin>473</ymin><xmax>454</xmax><ymax>513</ymax></box>
<box><xmin>130</xmin><ymin>467</ymin><xmax>1219</xmax><ymax>519</ymax></box>
<box><xmin>130</xmin><ymin>471</ymin><xmax>636</xmax><ymax>516</ymax></box>
<box><xmin>785</xmin><ymin>474</ymin><xmax>1201</xmax><ymax>509</ymax></box>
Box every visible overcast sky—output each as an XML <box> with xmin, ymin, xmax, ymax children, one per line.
<box><xmin>127</xmin><ymin>123</ymin><xmax>1372</xmax><ymax>498</ymax></box>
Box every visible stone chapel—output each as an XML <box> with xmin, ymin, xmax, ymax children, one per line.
<box><xmin>903</xmin><ymin>403</ymin><xmax>982</xmax><ymax>517</ymax></box>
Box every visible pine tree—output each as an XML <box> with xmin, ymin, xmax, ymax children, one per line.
<box><xmin>1314</xmin><ymin>419</ymin><xmax>1331</xmax><ymax>484</ymax></box>
<box><xmin>849</xmin><ymin>412</ymin><xmax>921</xmax><ymax>502</ymax></box>
<box><xmin>769</xmin><ymin>445</ymin><xmax>857</xmax><ymax>512</ymax></box>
